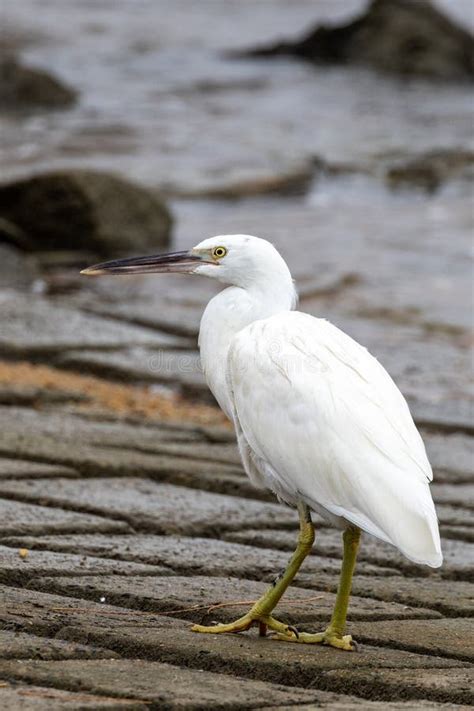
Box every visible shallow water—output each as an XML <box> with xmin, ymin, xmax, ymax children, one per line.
<box><xmin>2</xmin><ymin>0</ymin><xmax>474</xmax><ymax>188</ymax></box>
<box><xmin>1</xmin><ymin>0</ymin><xmax>473</xmax><ymax>402</ymax></box>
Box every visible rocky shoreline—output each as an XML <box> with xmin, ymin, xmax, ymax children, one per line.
<box><xmin>0</xmin><ymin>0</ymin><xmax>473</xmax><ymax>708</ymax></box>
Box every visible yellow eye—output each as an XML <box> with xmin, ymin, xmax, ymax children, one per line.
<box><xmin>212</xmin><ymin>246</ymin><xmax>227</xmax><ymax>259</ymax></box>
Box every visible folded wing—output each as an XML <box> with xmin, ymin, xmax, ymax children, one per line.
<box><xmin>227</xmin><ymin>311</ymin><xmax>442</xmax><ymax>567</ymax></box>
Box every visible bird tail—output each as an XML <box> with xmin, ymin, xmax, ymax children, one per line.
<box><xmin>335</xmin><ymin>477</ymin><xmax>443</xmax><ymax>568</ymax></box>
<box><xmin>394</xmin><ymin>486</ymin><xmax>443</xmax><ymax>568</ymax></box>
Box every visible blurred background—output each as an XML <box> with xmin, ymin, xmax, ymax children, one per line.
<box><xmin>0</xmin><ymin>0</ymin><xmax>472</xmax><ymax>423</ymax></box>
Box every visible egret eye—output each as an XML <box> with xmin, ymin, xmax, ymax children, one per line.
<box><xmin>212</xmin><ymin>246</ymin><xmax>227</xmax><ymax>259</ymax></box>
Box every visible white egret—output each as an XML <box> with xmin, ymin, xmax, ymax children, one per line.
<box><xmin>82</xmin><ymin>234</ymin><xmax>442</xmax><ymax>651</ymax></box>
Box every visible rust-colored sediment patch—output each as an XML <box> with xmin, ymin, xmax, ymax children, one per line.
<box><xmin>0</xmin><ymin>360</ymin><xmax>227</xmax><ymax>427</ymax></box>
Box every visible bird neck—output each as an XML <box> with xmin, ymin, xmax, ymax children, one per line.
<box><xmin>199</xmin><ymin>279</ymin><xmax>296</xmax><ymax>417</ymax></box>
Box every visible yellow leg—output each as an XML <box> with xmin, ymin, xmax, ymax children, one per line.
<box><xmin>272</xmin><ymin>526</ymin><xmax>361</xmax><ymax>651</ymax></box>
<box><xmin>192</xmin><ymin>503</ymin><xmax>314</xmax><ymax>636</ymax></box>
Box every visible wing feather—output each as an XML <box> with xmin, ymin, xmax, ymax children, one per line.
<box><xmin>227</xmin><ymin>312</ymin><xmax>442</xmax><ymax>567</ymax></box>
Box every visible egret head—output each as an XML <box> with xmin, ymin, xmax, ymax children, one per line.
<box><xmin>81</xmin><ymin>234</ymin><xmax>294</xmax><ymax>291</ymax></box>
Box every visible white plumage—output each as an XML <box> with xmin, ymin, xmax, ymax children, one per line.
<box><xmin>196</xmin><ymin>234</ymin><xmax>442</xmax><ymax>568</ymax></box>
<box><xmin>83</xmin><ymin>232</ymin><xmax>443</xmax><ymax>648</ymax></box>
<box><xmin>227</xmin><ymin>312</ymin><xmax>441</xmax><ymax>566</ymax></box>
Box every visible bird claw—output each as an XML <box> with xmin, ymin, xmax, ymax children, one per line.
<box><xmin>191</xmin><ymin>613</ymin><xmax>291</xmax><ymax>637</ymax></box>
<box><xmin>268</xmin><ymin>624</ymin><xmax>299</xmax><ymax>642</ymax></box>
<box><xmin>350</xmin><ymin>638</ymin><xmax>361</xmax><ymax>652</ymax></box>
<box><xmin>269</xmin><ymin>627</ymin><xmax>358</xmax><ymax>651</ymax></box>
<box><xmin>287</xmin><ymin>625</ymin><xmax>299</xmax><ymax>639</ymax></box>
<box><xmin>192</xmin><ymin>613</ymin><xmax>358</xmax><ymax>651</ymax></box>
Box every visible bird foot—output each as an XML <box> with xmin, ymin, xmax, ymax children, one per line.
<box><xmin>192</xmin><ymin>612</ymin><xmax>296</xmax><ymax>638</ymax></box>
<box><xmin>270</xmin><ymin>626</ymin><xmax>358</xmax><ymax>651</ymax></box>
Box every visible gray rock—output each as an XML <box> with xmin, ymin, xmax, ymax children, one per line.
<box><xmin>435</xmin><ymin>504</ymin><xmax>474</xmax><ymax>528</ymax></box>
<box><xmin>0</xmin><ymin>294</ymin><xmax>185</xmax><ymax>355</ymax></box>
<box><xmin>0</xmin><ymin>544</ymin><xmax>168</xmax><ymax>585</ymax></box>
<box><xmin>0</xmin><ymin>497</ymin><xmax>132</xmax><ymax>536</ymax></box>
<box><xmin>244</xmin><ymin>0</ymin><xmax>474</xmax><ymax>81</ymax></box>
<box><xmin>0</xmin><ymin>457</ymin><xmax>78</xmax><ymax>480</ymax></box>
<box><xmin>298</xmin><ymin>573</ymin><xmax>474</xmax><ymax>617</ymax></box>
<box><xmin>350</xmin><ymin>618</ymin><xmax>474</xmax><ymax>662</ymax></box>
<box><xmin>227</xmin><ymin>527</ymin><xmax>474</xmax><ymax>581</ymax></box>
<box><xmin>1</xmin><ymin>533</ymin><xmax>396</xmax><ymax>581</ymax></box>
<box><xmin>441</xmin><ymin>526</ymin><xmax>474</xmax><ymax>543</ymax></box>
<box><xmin>411</xmin><ymin>400</ymin><xmax>474</xmax><ymax>437</ymax></box>
<box><xmin>0</xmin><ymin>684</ymin><xmax>142</xmax><ymax>710</ymax></box>
<box><xmin>0</xmin><ymin>170</ymin><xmax>172</xmax><ymax>256</ymax></box>
<box><xmin>387</xmin><ymin>149</ymin><xmax>474</xmax><ymax>192</ymax></box>
<box><xmin>423</xmin><ymin>432</ymin><xmax>474</xmax><ymax>484</ymax></box>
<box><xmin>0</xmin><ymin>406</ymin><xmax>244</xmax><ymax>493</ymax></box>
<box><xmin>57</xmin><ymin>348</ymin><xmax>206</xmax><ymax>394</ymax></box>
<box><xmin>0</xmin><ymin>477</ymin><xmax>297</xmax><ymax>535</ymax></box>
<box><xmin>55</xmin><ymin>618</ymin><xmax>464</xmax><ymax>686</ymax></box>
<box><xmin>324</xmin><ymin>668</ymin><xmax>473</xmax><ymax>706</ymax></box>
<box><xmin>0</xmin><ymin>244</ymin><xmax>38</xmax><ymax>290</ymax></box>
<box><xmin>0</xmin><ymin>587</ymin><xmax>463</xmax><ymax>701</ymax></box>
<box><xmin>0</xmin><ymin>658</ymin><xmax>340</xmax><ymax>709</ymax></box>
<box><xmin>0</xmin><ymin>430</ymin><xmax>246</xmax><ymax>495</ymax></box>
<box><xmin>0</xmin><ymin>57</ymin><xmax>77</xmax><ymax>110</ymax></box>
<box><xmin>431</xmin><ymin>484</ymin><xmax>474</xmax><ymax>509</ymax></box>
<box><xmin>0</xmin><ymin>630</ymin><xmax>119</xmax><ymax>661</ymax></box>
<box><xmin>83</xmin><ymin>298</ymin><xmax>201</xmax><ymax>339</ymax></box>
<box><xmin>33</xmin><ymin>574</ymin><xmax>438</xmax><ymax>624</ymax></box>
<box><xmin>0</xmin><ymin>385</ymin><xmax>89</xmax><ymax>407</ymax></box>
<box><xmin>0</xmin><ymin>406</ymin><xmax>204</xmax><ymax>448</ymax></box>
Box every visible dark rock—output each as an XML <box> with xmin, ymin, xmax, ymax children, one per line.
<box><xmin>0</xmin><ymin>216</ymin><xmax>30</xmax><ymax>249</ymax></box>
<box><xmin>0</xmin><ymin>244</ymin><xmax>39</xmax><ymax>289</ymax></box>
<box><xmin>386</xmin><ymin>149</ymin><xmax>474</xmax><ymax>192</ymax></box>
<box><xmin>245</xmin><ymin>0</ymin><xmax>474</xmax><ymax>81</ymax></box>
<box><xmin>0</xmin><ymin>57</ymin><xmax>77</xmax><ymax>110</ymax></box>
<box><xmin>0</xmin><ymin>171</ymin><xmax>173</xmax><ymax>256</ymax></box>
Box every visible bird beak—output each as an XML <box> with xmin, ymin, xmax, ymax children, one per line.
<box><xmin>81</xmin><ymin>250</ymin><xmax>210</xmax><ymax>276</ymax></box>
